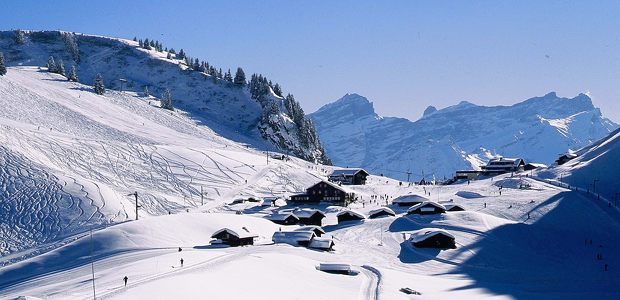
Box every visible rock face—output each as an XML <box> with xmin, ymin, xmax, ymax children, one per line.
<box><xmin>0</xmin><ymin>30</ymin><xmax>329</xmax><ymax>164</ymax></box>
<box><xmin>309</xmin><ymin>93</ymin><xmax>617</xmax><ymax>181</ymax></box>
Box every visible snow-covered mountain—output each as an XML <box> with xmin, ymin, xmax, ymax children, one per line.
<box><xmin>0</xmin><ymin>30</ymin><xmax>329</xmax><ymax>164</ymax></box>
<box><xmin>309</xmin><ymin>93</ymin><xmax>617</xmax><ymax>181</ymax></box>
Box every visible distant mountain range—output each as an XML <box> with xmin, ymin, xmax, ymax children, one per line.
<box><xmin>309</xmin><ymin>93</ymin><xmax>617</xmax><ymax>181</ymax></box>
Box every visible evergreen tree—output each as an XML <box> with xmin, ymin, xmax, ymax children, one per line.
<box><xmin>67</xmin><ymin>65</ymin><xmax>78</xmax><ymax>82</ymax></box>
<box><xmin>234</xmin><ymin>67</ymin><xmax>246</xmax><ymax>85</ymax></box>
<box><xmin>273</xmin><ymin>83</ymin><xmax>282</xmax><ymax>97</ymax></box>
<box><xmin>14</xmin><ymin>29</ymin><xmax>24</xmax><ymax>44</ymax></box>
<box><xmin>169</xmin><ymin>48</ymin><xmax>176</xmax><ymax>54</ymax></box>
<box><xmin>93</xmin><ymin>73</ymin><xmax>105</xmax><ymax>95</ymax></box>
<box><xmin>46</xmin><ymin>56</ymin><xmax>56</xmax><ymax>72</ymax></box>
<box><xmin>166</xmin><ymin>51</ymin><xmax>172</xmax><ymax>59</ymax></box>
<box><xmin>55</xmin><ymin>60</ymin><xmax>66</xmax><ymax>76</ymax></box>
<box><xmin>178</xmin><ymin>49</ymin><xmax>186</xmax><ymax>60</ymax></box>
<box><xmin>224</xmin><ymin>69</ymin><xmax>233</xmax><ymax>82</ymax></box>
<box><xmin>160</xmin><ymin>90</ymin><xmax>174</xmax><ymax>110</ymax></box>
<box><xmin>144</xmin><ymin>86</ymin><xmax>149</xmax><ymax>97</ymax></box>
<box><xmin>62</xmin><ymin>32</ymin><xmax>80</xmax><ymax>64</ymax></box>
<box><xmin>0</xmin><ymin>53</ymin><xmax>6</xmax><ymax>76</ymax></box>
<box><xmin>133</xmin><ymin>37</ymin><xmax>137</xmax><ymax>42</ymax></box>
<box><xmin>139</xmin><ymin>39</ymin><xmax>143</xmax><ymax>48</ymax></box>
<box><xmin>143</xmin><ymin>38</ymin><xmax>151</xmax><ymax>50</ymax></box>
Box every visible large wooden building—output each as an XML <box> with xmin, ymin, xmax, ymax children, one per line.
<box><xmin>211</xmin><ymin>227</ymin><xmax>258</xmax><ymax>247</ymax></box>
<box><xmin>328</xmin><ymin>169</ymin><xmax>369</xmax><ymax>185</ymax></box>
<box><xmin>290</xmin><ymin>181</ymin><xmax>355</xmax><ymax>206</ymax></box>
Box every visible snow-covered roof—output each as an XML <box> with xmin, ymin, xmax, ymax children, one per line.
<box><xmin>368</xmin><ymin>207</ymin><xmax>396</xmax><ymax>217</ymax></box>
<box><xmin>336</xmin><ymin>210</ymin><xmax>366</xmax><ymax>219</ymax></box>
<box><xmin>308</xmin><ymin>180</ymin><xmax>355</xmax><ymax>194</ymax></box>
<box><xmin>408</xmin><ymin>201</ymin><xmax>446</xmax><ymax>212</ymax></box>
<box><xmin>393</xmin><ymin>194</ymin><xmax>429</xmax><ymax>204</ymax></box>
<box><xmin>328</xmin><ymin>168</ymin><xmax>369</xmax><ymax>177</ymax></box>
<box><xmin>294</xmin><ymin>225</ymin><xmax>326</xmax><ymax>235</ymax></box>
<box><xmin>211</xmin><ymin>227</ymin><xmax>258</xmax><ymax>239</ymax></box>
<box><xmin>444</xmin><ymin>204</ymin><xmax>465</xmax><ymax>211</ymax></box>
<box><xmin>409</xmin><ymin>228</ymin><xmax>455</xmax><ymax>243</ymax></box>
<box><xmin>264</xmin><ymin>213</ymin><xmax>298</xmax><ymax>222</ymax></box>
<box><xmin>292</xmin><ymin>208</ymin><xmax>326</xmax><ymax>219</ymax></box>
<box><xmin>272</xmin><ymin>231</ymin><xmax>315</xmax><ymax>245</ymax></box>
<box><xmin>308</xmin><ymin>237</ymin><xmax>334</xmax><ymax>250</ymax></box>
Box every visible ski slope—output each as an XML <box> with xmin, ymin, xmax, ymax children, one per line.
<box><xmin>1</xmin><ymin>66</ymin><xmax>620</xmax><ymax>299</ymax></box>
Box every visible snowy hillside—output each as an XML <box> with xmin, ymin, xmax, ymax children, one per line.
<box><xmin>0</xmin><ymin>30</ymin><xmax>329</xmax><ymax>164</ymax></box>
<box><xmin>309</xmin><ymin>93</ymin><xmax>617</xmax><ymax>181</ymax></box>
<box><xmin>0</xmin><ymin>67</ymin><xmax>328</xmax><ymax>257</ymax></box>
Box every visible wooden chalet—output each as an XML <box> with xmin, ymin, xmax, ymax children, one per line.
<box><xmin>328</xmin><ymin>168</ymin><xmax>370</xmax><ymax>185</ymax></box>
<box><xmin>407</xmin><ymin>201</ymin><xmax>446</xmax><ymax>215</ymax></box>
<box><xmin>410</xmin><ymin>228</ymin><xmax>456</xmax><ymax>249</ymax></box>
<box><xmin>291</xmin><ymin>208</ymin><xmax>326</xmax><ymax>226</ymax></box>
<box><xmin>309</xmin><ymin>237</ymin><xmax>335</xmax><ymax>251</ymax></box>
<box><xmin>211</xmin><ymin>227</ymin><xmax>258</xmax><ymax>247</ymax></box>
<box><xmin>556</xmin><ymin>153</ymin><xmax>577</xmax><ymax>165</ymax></box>
<box><xmin>368</xmin><ymin>207</ymin><xmax>396</xmax><ymax>219</ymax></box>
<box><xmin>294</xmin><ymin>225</ymin><xmax>326</xmax><ymax>237</ymax></box>
<box><xmin>290</xmin><ymin>181</ymin><xmax>355</xmax><ymax>206</ymax></box>
<box><xmin>272</xmin><ymin>231</ymin><xmax>315</xmax><ymax>247</ymax></box>
<box><xmin>480</xmin><ymin>157</ymin><xmax>525</xmax><ymax>175</ymax></box>
<box><xmin>336</xmin><ymin>210</ymin><xmax>366</xmax><ymax>224</ymax></box>
<box><xmin>264</xmin><ymin>212</ymin><xmax>299</xmax><ymax>225</ymax></box>
<box><xmin>392</xmin><ymin>194</ymin><xmax>429</xmax><ymax>207</ymax></box>
<box><xmin>444</xmin><ymin>204</ymin><xmax>465</xmax><ymax>212</ymax></box>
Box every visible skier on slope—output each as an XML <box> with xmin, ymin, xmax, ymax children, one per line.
<box><xmin>123</xmin><ymin>276</ymin><xmax>128</xmax><ymax>287</ymax></box>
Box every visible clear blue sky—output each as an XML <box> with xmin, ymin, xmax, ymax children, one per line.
<box><xmin>3</xmin><ymin>1</ymin><xmax>620</xmax><ymax>123</ymax></box>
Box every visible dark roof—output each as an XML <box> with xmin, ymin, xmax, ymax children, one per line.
<box><xmin>329</xmin><ymin>168</ymin><xmax>369</xmax><ymax>177</ymax></box>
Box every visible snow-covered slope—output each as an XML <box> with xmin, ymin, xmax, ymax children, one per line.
<box><xmin>0</xmin><ymin>30</ymin><xmax>329</xmax><ymax>164</ymax></box>
<box><xmin>0</xmin><ymin>67</ymin><xmax>326</xmax><ymax>256</ymax></box>
<box><xmin>309</xmin><ymin>93</ymin><xmax>617</xmax><ymax>181</ymax></box>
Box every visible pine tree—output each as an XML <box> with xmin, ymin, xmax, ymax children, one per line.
<box><xmin>46</xmin><ymin>56</ymin><xmax>56</xmax><ymax>72</ymax></box>
<box><xmin>166</xmin><ymin>51</ymin><xmax>172</xmax><ymax>59</ymax></box>
<box><xmin>133</xmin><ymin>37</ymin><xmax>137</xmax><ymax>42</ymax></box>
<box><xmin>234</xmin><ymin>67</ymin><xmax>246</xmax><ymax>85</ymax></box>
<box><xmin>178</xmin><ymin>49</ymin><xmax>186</xmax><ymax>60</ymax></box>
<box><xmin>273</xmin><ymin>83</ymin><xmax>282</xmax><ymax>97</ymax></box>
<box><xmin>160</xmin><ymin>90</ymin><xmax>174</xmax><ymax>110</ymax></box>
<box><xmin>93</xmin><ymin>73</ymin><xmax>105</xmax><ymax>95</ymax></box>
<box><xmin>67</xmin><ymin>65</ymin><xmax>78</xmax><ymax>82</ymax></box>
<box><xmin>55</xmin><ymin>60</ymin><xmax>66</xmax><ymax>76</ymax></box>
<box><xmin>224</xmin><ymin>69</ymin><xmax>233</xmax><ymax>82</ymax></box>
<box><xmin>14</xmin><ymin>29</ymin><xmax>24</xmax><ymax>44</ymax></box>
<box><xmin>144</xmin><ymin>86</ymin><xmax>150</xmax><ymax>97</ymax></box>
<box><xmin>0</xmin><ymin>53</ymin><xmax>6</xmax><ymax>76</ymax></box>
<box><xmin>139</xmin><ymin>39</ymin><xmax>143</xmax><ymax>48</ymax></box>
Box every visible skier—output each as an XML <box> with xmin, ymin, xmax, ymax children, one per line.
<box><xmin>178</xmin><ymin>247</ymin><xmax>182</xmax><ymax>252</ymax></box>
<box><xmin>605</xmin><ymin>264</ymin><xmax>609</xmax><ymax>271</ymax></box>
<box><xmin>123</xmin><ymin>276</ymin><xmax>128</xmax><ymax>287</ymax></box>
<box><xmin>180</xmin><ymin>258</ymin><xmax>184</xmax><ymax>267</ymax></box>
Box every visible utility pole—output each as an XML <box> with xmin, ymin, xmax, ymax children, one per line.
<box><xmin>119</xmin><ymin>78</ymin><xmax>127</xmax><ymax>92</ymax></box>
<box><xmin>127</xmin><ymin>191</ymin><xmax>140</xmax><ymax>220</ymax></box>
<box><xmin>591</xmin><ymin>179</ymin><xmax>599</xmax><ymax>194</ymax></box>
<box><xmin>407</xmin><ymin>170</ymin><xmax>412</xmax><ymax>183</ymax></box>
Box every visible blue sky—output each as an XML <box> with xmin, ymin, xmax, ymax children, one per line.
<box><xmin>3</xmin><ymin>1</ymin><xmax>620</xmax><ymax>122</ymax></box>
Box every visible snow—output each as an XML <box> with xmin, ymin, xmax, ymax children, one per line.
<box><xmin>409</xmin><ymin>228</ymin><xmax>455</xmax><ymax>243</ymax></box>
<box><xmin>1</xmin><ymin>64</ymin><xmax>620</xmax><ymax>299</ymax></box>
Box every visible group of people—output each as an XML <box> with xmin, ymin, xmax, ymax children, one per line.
<box><xmin>123</xmin><ymin>248</ymin><xmax>185</xmax><ymax>288</ymax></box>
<box><xmin>585</xmin><ymin>239</ymin><xmax>609</xmax><ymax>271</ymax></box>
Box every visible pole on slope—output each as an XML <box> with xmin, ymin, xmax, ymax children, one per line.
<box><xmin>127</xmin><ymin>192</ymin><xmax>140</xmax><ymax>220</ymax></box>
<box><xmin>90</xmin><ymin>226</ymin><xmax>96</xmax><ymax>300</ymax></box>
<box><xmin>119</xmin><ymin>78</ymin><xmax>127</xmax><ymax>92</ymax></box>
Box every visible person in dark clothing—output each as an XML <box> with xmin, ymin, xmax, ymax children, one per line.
<box><xmin>605</xmin><ymin>264</ymin><xmax>609</xmax><ymax>271</ymax></box>
<box><xmin>178</xmin><ymin>247</ymin><xmax>182</xmax><ymax>252</ymax></box>
<box><xmin>123</xmin><ymin>276</ymin><xmax>128</xmax><ymax>287</ymax></box>
<box><xmin>180</xmin><ymin>258</ymin><xmax>184</xmax><ymax>267</ymax></box>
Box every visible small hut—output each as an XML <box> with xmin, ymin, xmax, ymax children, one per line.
<box><xmin>392</xmin><ymin>194</ymin><xmax>429</xmax><ymax>207</ymax></box>
<box><xmin>211</xmin><ymin>227</ymin><xmax>258</xmax><ymax>247</ymax></box>
<box><xmin>294</xmin><ymin>225</ymin><xmax>326</xmax><ymax>237</ymax></box>
<box><xmin>410</xmin><ymin>228</ymin><xmax>456</xmax><ymax>249</ymax></box>
<box><xmin>264</xmin><ymin>213</ymin><xmax>299</xmax><ymax>225</ymax></box>
<box><xmin>444</xmin><ymin>204</ymin><xmax>465</xmax><ymax>212</ymax></box>
<box><xmin>272</xmin><ymin>231</ymin><xmax>315</xmax><ymax>247</ymax></box>
<box><xmin>292</xmin><ymin>208</ymin><xmax>326</xmax><ymax>226</ymax></box>
<box><xmin>407</xmin><ymin>201</ymin><xmax>446</xmax><ymax>215</ymax></box>
<box><xmin>368</xmin><ymin>207</ymin><xmax>396</xmax><ymax>219</ymax></box>
<box><xmin>336</xmin><ymin>210</ymin><xmax>366</xmax><ymax>224</ymax></box>
<box><xmin>309</xmin><ymin>237</ymin><xmax>335</xmax><ymax>251</ymax></box>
